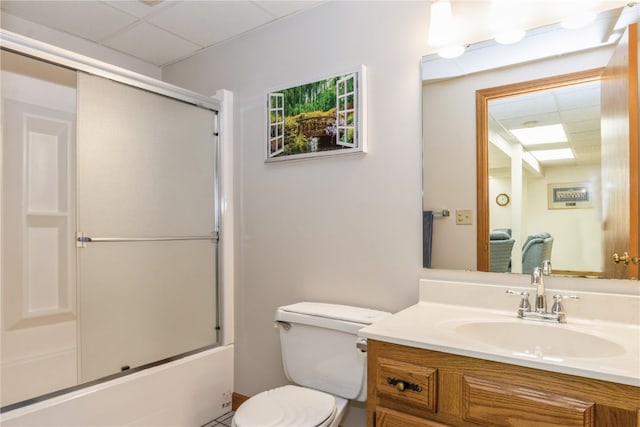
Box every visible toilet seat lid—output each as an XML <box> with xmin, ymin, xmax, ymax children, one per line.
<box><xmin>233</xmin><ymin>385</ymin><xmax>336</xmax><ymax>427</ymax></box>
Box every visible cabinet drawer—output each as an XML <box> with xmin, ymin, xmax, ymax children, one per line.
<box><xmin>377</xmin><ymin>357</ymin><xmax>437</xmax><ymax>414</ymax></box>
<box><xmin>462</xmin><ymin>375</ymin><xmax>595</xmax><ymax>427</ymax></box>
<box><xmin>376</xmin><ymin>406</ymin><xmax>450</xmax><ymax>427</ymax></box>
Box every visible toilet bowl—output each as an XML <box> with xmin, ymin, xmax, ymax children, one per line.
<box><xmin>231</xmin><ymin>385</ymin><xmax>348</xmax><ymax>427</ymax></box>
<box><xmin>231</xmin><ymin>302</ymin><xmax>390</xmax><ymax>427</ymax></box>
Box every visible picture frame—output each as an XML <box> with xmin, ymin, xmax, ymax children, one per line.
<box><xmin>265</xmin><ymin>65</ymin><xmax>367</xmax><ymax>162</ymax></box>
<box><xmin>547</xmin><ymin>182</ymin><xmax>592</xmax><ymax>209</ymax></box>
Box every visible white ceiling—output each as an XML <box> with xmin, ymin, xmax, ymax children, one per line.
<box><xmin>489</xmin><ymin>82</ymin><xmax>601</xmax><ymax>173</ymax></box>
<box><xmin>0</xmin><ymin>0</ymin><xmax>324</xmax><ymax>67</ymax></box>
<box><xmin>3</xmin><ymin>0</ymin><xmax>631</xmax><ymax>70</ymax></box>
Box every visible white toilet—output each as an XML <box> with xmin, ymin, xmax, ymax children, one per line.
<box><xmin>232</xmin><ymin>302</ymin><xmax>391</xmax><ymax>427</ymax></box>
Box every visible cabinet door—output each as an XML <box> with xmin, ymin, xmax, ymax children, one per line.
<box><xmin>463</xmin><ymin>376</ymin><xmax>595</xmax><ymax>427</ymax></box>
<box><xmin>376</xmin><ymin>407</ymin><xmax>450</xmax><ymax>427</ymax></box>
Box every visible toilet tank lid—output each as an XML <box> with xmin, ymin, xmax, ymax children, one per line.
<box><xmin>277</xmin><ymin>302</ymin><xmax>391</xmax><ymax>332</ymax></box>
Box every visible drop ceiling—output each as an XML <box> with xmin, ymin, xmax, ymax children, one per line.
<box><xmin>0</xmin><ymin>0</ymin><xmax>324</xmax><ymax>67</ymax></box>
<box><xmin>489</xmin><ymin>81</ymin><xmax>602</xmax><ymax>174</ymax></box>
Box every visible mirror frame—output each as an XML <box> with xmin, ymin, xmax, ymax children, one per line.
<box><xmin>475</xmin><ymin>68</ymin><xmax>605</xmax><ymax>272</ymax></box>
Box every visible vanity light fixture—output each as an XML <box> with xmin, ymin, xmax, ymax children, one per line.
<box><xmin>490</xmin><ymin>0</ymin><xmax>526</xmax><ymax>45</ymax></box>
<box><xmin>494</xmin><ymin>29</ymin><xmax>526</xmax><ymax>45</ymax></box>
<box><xmin>428</xmin><ymin>0</ymin><xmax>466</xmax><ymax>58</ymax></box>
<box><xmin>529</xmin><ymin>148</ymin><xmax>575</xmax><ymax>161</ymax></box>
<box><xmin>510</xmin><ymin>124</ymin><xmax>568</xmax><ymax>146</ymax></box>
<box><xmin>437</xmin><ymin>44</ymin><xmax>466</xmax><ymax>58</ymax></box>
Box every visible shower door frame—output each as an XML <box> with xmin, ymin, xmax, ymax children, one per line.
<box><xmin>0</xmin><ymin>29</ymin><xmax>230</xmax><ymax>412</ymax></box>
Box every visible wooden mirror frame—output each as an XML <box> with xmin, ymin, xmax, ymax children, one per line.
<box><xmin>475</xmin><ymin>69</ymin><xmax>605</xmax><ymax>273</ymax></box>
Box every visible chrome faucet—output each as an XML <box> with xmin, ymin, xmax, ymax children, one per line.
<box><xmin>506</xmin><ymin>260</ymin><xmax>579</xmax><ymax>323</ymax></box>
<box><xmin>532</xmin><ymin>260</ymin><xmax>552</xmax><ymax>313</ymax></box>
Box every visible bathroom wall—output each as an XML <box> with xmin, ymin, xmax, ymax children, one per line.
<box><xmin>526</xmin><ymin>164</ymin><xmax>603</xmax><ymax>273</ymax></box>
<box><xmin>162</xmin><ymin>2</ymin><xmax>426</xmax><ymax>425</ymax></box>
<box><xmin>490</xmin><ymin>163</ymin><xmax>603</xmax><ymax>273</ymax></box>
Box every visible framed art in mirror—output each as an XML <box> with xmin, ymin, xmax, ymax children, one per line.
<box><xmin>548</xmin><ymin>182</ymin><xmax>592</xmax><ymax>209</ymax></box>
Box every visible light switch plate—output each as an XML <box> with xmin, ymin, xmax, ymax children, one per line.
<box><xmin>456</xmin><ymin>209</ymin><xmax>473</xmax><ymax>225</ymax></box>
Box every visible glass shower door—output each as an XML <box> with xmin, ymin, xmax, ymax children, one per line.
<box><xmin>1</xmin><ymin>50</ymin><xmax>78</xmax><ymax>406</ymax></box>
<box><xmin>76</xmin><ymin>73</ymin><xmax>219</xmax><ymax>382</ymax></box>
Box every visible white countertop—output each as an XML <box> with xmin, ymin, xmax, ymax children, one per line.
<box><xmin>359</xmin><ymin>279</ymin><xmax>640</xmax><ymax>387</ymax></box>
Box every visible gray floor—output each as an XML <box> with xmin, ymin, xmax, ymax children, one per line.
<box><xmin>202</xmin><ymin>411</ymin><xmax>234</xmax><ymax>427</ymax></box>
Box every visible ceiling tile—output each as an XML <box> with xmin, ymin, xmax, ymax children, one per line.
<box><xmin>555</xmin><ymin>90</ymin><xmax>600</xmax><ymax>110</ymax></box>
<box><xmin>560</xmin><ymin>105</ymin><xmax>601</xmax><ymax>123</ymax></box>
<box><xmin>491</xmin><ymin>93</ymin><xmax>559</xmax><ymax>119</ymax></box>
<box><xmin>103</xmin><ymin>0</ymin><xmax>178</xmax><ymax>19</ymax></box>
<box><xmin>1</xmin><ymin>0</ymin><xmax>137</xmax><ymax>42</ymax></box>
<box><xmin>148</xmin><ymin>1</ymin><xmax>274</xmax><ymax>47</ymax></box>
<box><xmin>565</xmin><ymin>119</ymin><xmax>601</xmax><ymax>133</ymax></box>
<box><xmin>104</xmin><ymin>22</ymin><xmax>201</xmax><ymax>66</ymax></box>
<box><xmin>253</xmin><ymin>1</ymin><xmax>323</xmax><ymax>18</ymax></box>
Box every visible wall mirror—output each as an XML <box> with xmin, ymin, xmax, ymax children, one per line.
<box><xmin>1</xmin><ymin>47</ymin><xmax>221</xmax><ymax>410</ymax></box>
<box><xmin>422</xmin><ymin>5</ymin><xmax>639</xmax><ymax>280</ymax></box>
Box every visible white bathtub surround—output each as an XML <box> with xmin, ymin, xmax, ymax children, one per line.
<box><xmin>359</xmin><ymin>279</ymin><xmax>640</xmax><ymax>387</ymax></box>
<box><xmin>0</xmin><ymin>346</ymin><xmax>234</xmax><ymax>426</ymax></box>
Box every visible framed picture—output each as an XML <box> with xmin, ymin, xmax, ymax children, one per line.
<box><xmin>265</xmin><ymin>65</ymin><xmax>366</xmax><ymax>162</ymax></box>
<box><xmin>548</xmin><ymin>182</ymin><xmax>592</xmax><ymax>209</ymax></box>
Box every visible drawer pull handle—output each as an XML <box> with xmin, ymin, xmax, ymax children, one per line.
<box><xmin>386</xmin><ymin>377</ymin><xmax>422</xmax><ymax>392</ymax></box>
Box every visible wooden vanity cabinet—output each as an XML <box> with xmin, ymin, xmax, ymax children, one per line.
<box><xmin>367</xmin><ymin>340</ymin><xmax>640</xmax><ymax>427</ymax></box>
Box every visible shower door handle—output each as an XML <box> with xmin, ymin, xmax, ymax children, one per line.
<box><xmin>76</xmin><ymin>232</ymin><xmax>218</xmax><ymax>247</ymax></box>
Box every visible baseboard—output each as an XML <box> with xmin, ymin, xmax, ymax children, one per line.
<box><xmin>232</xmin><ymin>392</ymin><xmax>250</xmax><ymax>411</ymax></box>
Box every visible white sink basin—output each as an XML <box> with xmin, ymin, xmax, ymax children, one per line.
<box><xmin>359</xmin><ymin>279</ymin><xmax>640</xmax><ymax>386</ymax></box>
<box><xmin>455</xmin><ymin>321</ymin><xmax>626</xmax><ymax>358</ymax></box>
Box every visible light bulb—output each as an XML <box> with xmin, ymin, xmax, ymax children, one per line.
<box><xmin>437</xmin><ymin>45</ymin><xmax>465</xmax><ymax>59</ymax></box>
<box><xmin>428</xmin><ymin>0</ymin><xmax>455</xmax><ymax>46</ymax></box>
<box><xmin>495</xmin><ymin>29</ymin><xmax>526</xmax><ymax>45</ymax></box>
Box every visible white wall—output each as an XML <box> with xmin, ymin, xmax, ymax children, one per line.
<box><xmin>490</xmin><ymin>177</ymin><xmax>512</xmax><ymax>231</ymax></box>
<box><xmin>162</xmin><ymin>2</ymin><xmax>426</xmax><ymax>425</ymax></box>
<box><xmin>423</xmin><ymin>47</ymin><xmax>615</xmax><ymax>271</ymax></box>
<box><xmin>490</xmin><ymin>164</ymin><xmax>603</xmax><ymax>274</ymax></box>
<box><xmin>527</xmin><ymin>165</ymin><xmax>603</xmax><ymax>273</ymax></box>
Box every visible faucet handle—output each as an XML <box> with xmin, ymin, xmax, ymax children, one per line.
<box><xmin>506</xmin><ymin>289</ymin><xmax>531</xmax><ymax>313</ymax></box>
<box><xmin>550</xmin><ymin>294</ymin><xmax>580</xmax><ymax>315</ymax></box>
<box><xmin>542</xmin><ymin>260</ymin><xmax>552</xmax><ymax>275</ymax></box>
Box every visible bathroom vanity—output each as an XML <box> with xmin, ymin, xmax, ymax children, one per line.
<box><xmin>359</xmin><ymin>279</ymin><xmax>640</xmax><ymax>427</ymax></box>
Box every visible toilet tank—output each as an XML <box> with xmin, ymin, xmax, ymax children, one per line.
<box><xmin>275</xmin><ymin>302</ymin><xmax>391</xmax><ymax>402</ymax></box>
